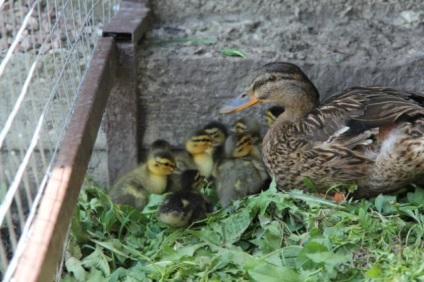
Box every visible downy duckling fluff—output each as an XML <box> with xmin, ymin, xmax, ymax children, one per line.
<box><xmin>157</xmin><ymin>170</ymin><xmax>213</xmax><ymax>228</ymax></box>
<box><xmin>203</xmin><ymin>121</ymin><xmax>229</xmax><ymax>163</ymax></box>
<box><xmin>174</xmin><ymin>129</ymin><xmax>214</xmax><ymax>178</ymax></box>
<box><xmin>215</xmin><ymin>132</ymin><xmax>270</xmax><ymax>207</ymax></box>
<box><xmin>266</xmin><ymin>106</ymin><xmax>285</xmax><ymax>127</ymax></box>
<box><xmin>148</xmin><ymin>139</ymin><xmax>172</xmax><ymax>152</ymax></box>
<box><xmin>232</xmin><ymin>116</ymin><xmax>263</xmax><ymax>161</ymax></box>
<box><xmin>220</xmin><ymin>62</ymin><xmax>424</xmax><ymax>198</ymax></box>
<box><xmin>233</xmin><ymin>117</ymin><xmax>262</xmax><ymax>142</ymax></box>
<box><xmin>109</xmin><ymin>148</ymin><xmax>176</xmax><ymax>210</ymax></box>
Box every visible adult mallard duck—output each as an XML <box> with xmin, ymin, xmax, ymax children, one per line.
<box><xmin>266</xmin><ymin>106</ymin><xmax>285</xmax><ymax>127</ymax></box>
<box><xmin>157</xmin><ymin>170</ymin><xmax>213</xmax><ymax>228</ymax></box>
<box><xmin>109</xmin><ymin>144</ymin><xmax>176</xmax><ymax>210</ymax></box>
<box><xmin>215</xmin><ymin>132</ymin><xmax>270</xmax><ymax>207</ymax></box>
<box><xmin>220</xmin><ymin>62</ymin><xmax>424</xmax><ymax>198</ymax></box>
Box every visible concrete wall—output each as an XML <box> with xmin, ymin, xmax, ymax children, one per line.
<box><xmin>94</xmin><ymin>0</ymin><xmax>424</xmax><ymax>186</ymax></box>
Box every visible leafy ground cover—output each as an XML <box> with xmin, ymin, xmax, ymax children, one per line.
<box><xmin>61</xmin><ymin>179</ymin><xmax>424</xmax><ymax>281</ymax></box>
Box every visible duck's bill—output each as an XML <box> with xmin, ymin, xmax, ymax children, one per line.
<box><xmin>219</xmin><ymin>94</ymin><xmax>261</xmax><ymax>114</ymax></box>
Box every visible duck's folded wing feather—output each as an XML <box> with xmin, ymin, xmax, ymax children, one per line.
<box><xmin>299</xmin><ymin>87</ymin><xmax>424</xmax><ymax>148</ymax></box>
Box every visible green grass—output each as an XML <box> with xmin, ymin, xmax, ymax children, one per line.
<box><xmin>61</xmin><ymin>179</ymin><xmax>424</xmax><ymax>281</ymax></box>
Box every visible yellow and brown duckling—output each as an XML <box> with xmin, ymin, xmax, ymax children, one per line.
<box><xmin>265</xmin><ymin>106</ymin><xmax>285</xmax><ymax>127</ymax></box>
<box><xmin>220</xmin><ymin>62</ymin><xmax>424</xmax><ymax>199</ymax></box>
<box><xmin>174</xmin><ymin>129</ymin><xmax>214</xmax><ymax>178</ymax></box>
<box><xmin>233</xmin><ymin>117</ymin><xmax>262</xmax><ymax>142</ymax></box>
<box><xmin>148</xmin><ymin>139</ymin><xmax>172</xmax><ymax>152</ymax></box>
<box><xmin>203</xmin><ymin>121</ymin><xmax>229</xmax><ymax>146</ymax></box>
<box><xmin>157</xmin><ymin>170</ymin><xmax>213</xmax><ymax>228</ymax></box>
<box><xmin>203</xmin><ymin>121</ymin><xmax>229</xmax><ymax>163</ymax></box>
<box><xmin>215</xmin><ymin>132</ymin><xmax>270</xmax><ymax>207</ymax></box>
<box><xmin>109</xmin><ymin>145</ymin><xmax>176</xmax><ymax>210</ymax></box>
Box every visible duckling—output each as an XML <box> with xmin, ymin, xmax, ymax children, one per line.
<box><xmin>220</xmin><ymin>62</ymin><xmax>424</xmax><ymax>198</ymax></box>
<box><xmin>203</xmin><ymin>121</ymin><xmax>229</xmax><ymax>146</ymax></box>
<box><xmin>233</xmin><ymin>117</ymin><xmax>262</xmax><ymax>142</ymax></box>
<box><xmin>265</xmin><ymin>106</ymin><xmax>285</xmax><ymax>127</ymax></box>
<box><xmin>148</xmin><ymin>139</ymin><xmax>172</xmax><ymax>152</ymax></box>
<box><xmin>203</xmin><ymin>121</ymin><xmax>229</xmax><ymax>163</ymax></box>
<box><xmin>215</xmin><ymin>132</ymin><xmax>270</xmax><ymax>207</ymax></box>
<box><xmin>232</xmin><ymin>117</ymin><xmax>263</xmax><ymax>161</ymax></box>
<box><xmin>157</xmin><ymin>170</ymin><xmax>213</xmax><ymax>228</ymax></box>
<box><xmin>109</xmin><ymin>148</ymin><xmax>176</xmax><ymax>210</ymax></box>
<box><xmin>174</xmin><ymin>129</ymin><xmax>214</xmax><ymax>178</ymax></box>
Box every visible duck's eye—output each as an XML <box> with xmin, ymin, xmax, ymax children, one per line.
<box><xmin>268</xmin><ymin>75</ymin><xmax>276</xmax><ymax>81</ymax></box>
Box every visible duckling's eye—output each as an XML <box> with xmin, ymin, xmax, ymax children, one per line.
<box><xmin>268</xmin><ymin>75</ymin><xmax>276</xmax><ymax>81</ymax></box>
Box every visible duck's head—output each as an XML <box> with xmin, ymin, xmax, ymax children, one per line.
<box><xmin>149</xmin><ymin>139</ymin><xmax>171</xmax><ymax>152</ymax></box>
<box><xmin>232</xmin><ymin>117</ymin><xmax>261</xmax><ymax>140</ymax></box>
<box><xmin>184</xmin><ymin>130</ymin><xmax>213</xmax><ymax>154</ymax></box>
<box><xmin>180</xmin><ymin>169</ymin><xmax>205</xmax><ymax>191</ymax></box>
<box><xmin>266</xmin><ymin>106</ymin><xmax>285</xmax><ymax>127</ymax></box>
<box><xmin>203</xmin><ymin>121</ymin><xmax>229</xmax><ymax>146</ymax></box>
<box><xmin>220</xmin><ymin>62</ymin><xmax>319</xmax><ymax>121</ymax></box>
<box><xmin>147</xmin><ymin>150</ymin><xmax>176</xmax><ymax>175</ymax></box>
<box><xmin>224</xmin><ymin>133</ymin><xmax>254</xmax><ymax>158</ymax></box>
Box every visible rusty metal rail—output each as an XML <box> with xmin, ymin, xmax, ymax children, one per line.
<box><xmin>8</xmin><ymin>1</ymin><xmax>150</xmax><ymax>281</ymax></box>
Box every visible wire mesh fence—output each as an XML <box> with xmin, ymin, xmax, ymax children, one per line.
<box><xmin>0</xmin><ymin>0</ymin><xmax>119</xmax><ymax>279</ymax></box>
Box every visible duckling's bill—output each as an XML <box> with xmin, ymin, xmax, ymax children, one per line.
<box><xmin>219</xmin><ymin>93</ymin><xmax>261</xmax><ymax>114</ymax></box>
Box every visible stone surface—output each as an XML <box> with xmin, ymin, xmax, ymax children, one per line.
<box><xmin>136</xmin><ymin>0</ymin><xmax>424</xmax><ymax>149</ymax></box>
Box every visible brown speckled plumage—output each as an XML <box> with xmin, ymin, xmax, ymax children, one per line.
<box><xmin>221</xmin><ymin>62</ymin><xmax>424</xmax><ymax>198</ymax></box>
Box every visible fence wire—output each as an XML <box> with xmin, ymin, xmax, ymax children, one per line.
<box><xmin>0</xmin><ymin>0</ymin><xmax>119</xmax><ymax>279</ymax></box>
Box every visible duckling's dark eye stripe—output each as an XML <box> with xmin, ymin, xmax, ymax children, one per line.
<box><xmin>236</xmin><ymin>136</ymin><xmax>252</xmax><ymax>149</ymax></box>
<box><xmin>235</xmin><ymin>123</ymin><xmax>247</xmax><ymax>131</ymax></box>
<box><xmin>156</xmin><ymin>159</ymin><xmax>175</xmax><ymax>167</ymax></box>
<box><xmin>192</xmin><ymin>137</ymin><xmax>211</xmax><ymax>143</ymax></box>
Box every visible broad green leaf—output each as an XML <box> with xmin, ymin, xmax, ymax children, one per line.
<box><xmin>306</xmin><ymin>252</ymin><xmax>348</xmax><ymax>272</ymax></box>
<box><xmin>296</xmin><ymin>241</ymin><xmax>328</xmax><ymax>269</ymax></box>
<box><xmin>190</xmin><ymin>229</ymin><xmax>223</xmax><ymax>245</ymax></box>
<box><xmin>407</xmin><ymin>187</ymin><xmax>424</xmax><ymax>205</ymax></box>
<box><xmin>366</xmin><ymin>264</ymin><xmax>383</xmax><ymax>278</ymax></box>
<box><xmin>218</xmin><ymin>209</ymin><xmax>253</xmax><ymax>244</ymax></box>
<box><xmin>374</xmin><ymin>194</ymin><xmax>397</xmax><ymax>214</ymax></box>
<box><xmin>247</xmin><ymin>260</ymin><xmax>304</xmax><ymax>282</ymax></box>
<box><xmin>81</xmin><ymin>245</ymin><xmax>111</xmax><ymax>277</ymax></box>
<box><xmin>86</xmin><ymin>267</ymin><xmax>105</xmax><ymax>282</ymax></box>
<box><xmin>65</xmin><ymin>257</ymin><xmax>86</xmax><ymax>282</ymax></box>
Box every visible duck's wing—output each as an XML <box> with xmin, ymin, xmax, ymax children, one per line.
<box><xmin>299</xmin><ymin>87</ymin><xmax>424</xmax><ymax>149</ymax></box>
